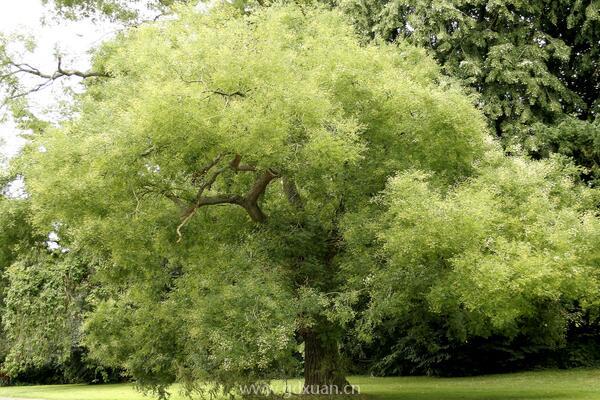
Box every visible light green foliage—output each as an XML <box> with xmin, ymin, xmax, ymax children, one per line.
<box><xmin>18</xmin><ymin>4</ymin><xmax>492</xmax><ymax>395</ymax></box>
<box><xmin>0</xmin><ymin>199</ymin><xmax>35</xmax><ymax>270</ymax></box>
<box><xmin>346</xmin><ymin>152</ymin><xmax>600</xmax><ymax>343</ymax></box>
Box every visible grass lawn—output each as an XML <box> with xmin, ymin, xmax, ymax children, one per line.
<box><xmin>0</xmin><ymin>369</ymin><xmax>599</xmax><ymax>400</ymax></box>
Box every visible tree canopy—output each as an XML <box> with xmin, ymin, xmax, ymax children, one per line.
<box><xmin>17</xmin><ymin>3</ymin><xmax>490</xmax><ymax>394</ymax></box>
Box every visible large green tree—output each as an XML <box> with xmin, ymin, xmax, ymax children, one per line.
<box><xmin>9</xmin><ymin>3</ymin><xmax>600</xmax><ymax>398</ymax></box>
<box><xmin>18</xmin><ymin>4</ymin><xmax>486</xmax><ymax>394</ymax></box>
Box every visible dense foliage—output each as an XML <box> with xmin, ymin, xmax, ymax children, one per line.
<box><xmin>0</xmin><ymin>193</ymin><xmax>120</xmax><ymax>385</ymax></box>
<box><xmin>0</xmin><ymin>197</ymin><xmax>38</xmax><ymax>374</ymax></box>
<box><xmin>343</xmin><ymin>154</ymin><xmax>600</xmax><ymax>374</ymax></box>
<box><xmin>341</xmin><ymin>0</ymin><xmax>600</xmax><ymax>183</ymax></box>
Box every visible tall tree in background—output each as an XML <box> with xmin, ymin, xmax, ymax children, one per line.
<box><xmin>341</xmin><ymin>0</ymin><xmax>600</xmax><ymax>183</ymax></box>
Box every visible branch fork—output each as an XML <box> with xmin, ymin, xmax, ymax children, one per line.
<box><xmin>175</xmin><ymin>154</ymin><xmax>279</xmax><ymax>242</ymax></box>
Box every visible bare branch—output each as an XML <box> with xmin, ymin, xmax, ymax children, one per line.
<box><xmin>1</xmin><ymin>56</ymin><xmax>112</xmax><ymax>104</ymax></box>
<box><xmin>4</xmin><ymin>78</ymin><xmax>54</xmax><ymax>101</ymax></box>
<box><xmin>209</xmin><ymin>89</ymin><xmax>246</xmax><ymax>98</ymax></box>
<box><xmin>240</xmin><ymin>169</ymin><xmax>278</xmax><ymax>223</ymax></box>
<box><xmin>6</xmin><ymin>57</ymin><xmax>112</xmax><ymax>81</ymax></box>
<box><xmin>198</xmin><ymin>194</ymin><xmax>245</xmax><ymax>207</ymax></box>
<box><xmin>176</xmin><ymin>194</ymin><xmax>244</xmax><ymax>242</ymax></box>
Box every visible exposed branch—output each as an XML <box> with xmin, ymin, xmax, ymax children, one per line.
<box><xmin>56</xmin><ymin>57</ymin><xmax>112</xmax><ymax>78</ymax></box>
<box><xmin>209</xmin><ymin>89</ymin><xmax>246</xmax><ymax>98</ymax></box>
<box><xmin>3</xmin><ymin>78</ymin><xmax>54</xmax><ymax>102</ymax></box>
<box><xmin>191</xmin><ymin>153</ymin><xmax>226</xmax><ymax>185</ymax></box>
<box><xmin>1</xmin><ymin>57</ymin><xmax>112</xmax><ymax>104</ymax></box>
<box><xmin>240</xmin><ymin>169</ymin><xmax>278</xmax><ymax>223</ymax></box>
<box><xmin>175</xmin><ymin>155</ymin><xmax>279</xmax><ymax>242</ymax></box>
<box><xmin>176</xmin><ymin>192</ymin><xmax>245</xmax><ymax>243</ymax></box>
<box><xmin>198</xmin><ymin>194</ymin><xmax>245</xmax><ymax>207</ymax></box>
<box><xmin>7</xmin><ymin>58</ymin><xmax>111</xmax><ymax>80</ymax></box>
<box><xmin>229</xmin><ymin>154</ymin><xmax>257</xmax><ymax>172</ymax></box>
<box><xmin>246</xmin><ymin>169</ymin><xmax>278</xmax><ymax>204</ymax></box>
<box><xmin>176</xmin><ymin>77</ymin><xmax>247</xmax><ymax>99</ymax></box>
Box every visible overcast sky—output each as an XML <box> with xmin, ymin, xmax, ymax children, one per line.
<box><xmin>0</xmin><ymin>0</ymin><xmax>119</xmax><ymax>161</ymax></box>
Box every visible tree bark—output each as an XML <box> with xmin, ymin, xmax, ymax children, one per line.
<box><xmin>302</xmin><ymin>330</ymin><xmax>349</xmax><ymax>395</ymax></box>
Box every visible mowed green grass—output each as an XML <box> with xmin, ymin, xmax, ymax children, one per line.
<box><xmin>0</xmin><ymin>369</ymin><xmax>599</xmax><ymax>400</ymax></box>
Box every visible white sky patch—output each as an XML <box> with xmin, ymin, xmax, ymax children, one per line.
<box><xmin>0</xmin><ymin>0</ymin><xmax>120</xmax><ymax>162</ymax></box>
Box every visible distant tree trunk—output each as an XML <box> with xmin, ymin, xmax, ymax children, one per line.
<box><xmin>302</xmin><ymin>330</ymin><xmax>349</xmax><ymax>394</ymax></box>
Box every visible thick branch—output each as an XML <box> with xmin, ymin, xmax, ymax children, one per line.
<box><xmin>247</xmin><ymin>169</ymin><xmax>278</xmax><ymax>204</ymax></box>
<box><xmin>198</xmin><ymin>194</ymin><xmax>245</xmax><ymax>207</ymax></box>
<box><xmin>176</xmin><ymin>159</ymin><xmax>279</xmax><ymax>242</ymax></box>
<box><xmin>229</xmin><ymin>154</ymin><xmax>256</xmax><ymax>172</ymax></box>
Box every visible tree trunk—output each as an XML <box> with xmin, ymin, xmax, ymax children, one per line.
<box><xmin>302</xmin><ymin>330</ymin><xmax>349</xmax><ymax>395</ymax></box>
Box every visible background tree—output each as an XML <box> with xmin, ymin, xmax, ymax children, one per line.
<box><xmin>340</xmin><ymin>0</ymin><xmax>600</xmax><ymax>183</ymax></box>
<box><xmin>1</xmin><ymin>249</ymin><xmax>116</xmax><ymax>384</ymax></box>
<box><xmin>0</xmin><ymin>189</ymin><xmax>40</xmax><ymax>378</ymax></box>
